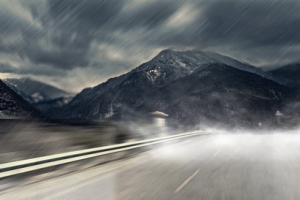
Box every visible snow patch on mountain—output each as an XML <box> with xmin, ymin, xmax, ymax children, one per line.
<box><xmin>146</xmin><ymin>69</ymin><xmax>161</xmax><ymax>82</ymax></box>
<box><xmin>31</xmin><ymin>92</ymin><xmax>45</xmax><ymax>103</ymax></box>
<box><xmin>198</xmin><ymin>70</ymin><xmax>211</xmax><ymax>77</ymax></box>
<box><xmin>177</xmin><ymin>60</ymin><xmax>186</xmax><ymax>68</ymax></box>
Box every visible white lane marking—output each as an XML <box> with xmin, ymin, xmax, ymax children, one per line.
<box><xmin>0</xmin><ymin>133</ymin><xmax>206</xmax><ymax>179</ymax></box>
<box><xmin>213</xmin><ymin>149</ymin><xmax>220</xmax><ymax>157</ymax></box>
<box><xmin>294</xmin><ymin>149</ymin><xmax>300</xmax><ymax>156</ymax></box>
<box><xmin>174</xmin><ymin>169</ymin><xmax>199</xmax><ymax>194</ymax></box>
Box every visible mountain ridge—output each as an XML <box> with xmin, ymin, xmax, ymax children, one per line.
<box><xmin>4</xmin><ymin>78</ymin><xmax>73</xmax><ymax>103</ymax></box>
<box><xmin>269</xmin><ymin>63</ymin><xmax>300</xmax><ymax>85</ymax></box>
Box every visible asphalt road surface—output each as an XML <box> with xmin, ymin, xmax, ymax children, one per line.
<box><xmin>1</xmin><ymin>133</ymin><xmax>300</xmax><ymax>200</ymax></box>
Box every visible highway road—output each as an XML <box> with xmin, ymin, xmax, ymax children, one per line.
<box><xmin>1</xmin><ymin>133</ymin><xmax>300</xmax><ymax>199</ymax></box>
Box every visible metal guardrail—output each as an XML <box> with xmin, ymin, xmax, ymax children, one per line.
<box><xmin>0</xmin><ymin>131</ymin><xmax>206</xmax><ymax>179</ymax></box>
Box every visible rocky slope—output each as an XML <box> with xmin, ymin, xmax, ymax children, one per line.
<box><xmin>0</xmin><ymin>80</ymin><xmax>43</xmax><ymax>118</ymax></box>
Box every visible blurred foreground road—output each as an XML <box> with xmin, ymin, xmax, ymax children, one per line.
<box><xmin>1</xmin><ymin>133</ymin><xmax>300</xmax><ymax>199</ymax></box>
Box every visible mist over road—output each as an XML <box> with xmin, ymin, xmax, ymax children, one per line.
<box><xmin>1</xmin><ymin>132</ymin><xmax>300</xmax><ymax>200</ymax></box>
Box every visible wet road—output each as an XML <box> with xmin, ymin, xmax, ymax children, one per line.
<box><xmin>1</xmin><ymin>133</ymin><xmax>300</xmax><ymax>199</ymax></box>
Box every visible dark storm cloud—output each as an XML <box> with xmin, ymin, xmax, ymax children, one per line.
<box><xmin>204</xmin><ymin>0</ymin><xmax>300</xmax><ymax>65</ymax></box>
<box><xmin>27</xmin><ymin>0</ymin><xmax>125</xmax><ymax>70</ymax></box>
<box><xmin>24</xmin><ymin>48</ymin><xmax>89</xmax><ymax>69</ymax></box>
<box><xmin>115</xmin><ymin>1</ymin><xmax>181</xmax><ymax>30</ymax></box>
<box><xmin>0</xmin><ymin>0</ymin><xmax>125</xmax><ymax>71</ymax></box>
<box><xmin>25</xmin><ymin>0</ymin><xmax>125</xmax><ymax>69</ymax></box>
<box><xmin>0</xmin><ymin>61</ymin><xmax>64</xmax><ymax>76</ymax></box>
<box><xmin>0</xmin><ymin>63</ymin><xmax>17</xmax><ymax>73</ymax></box>
<box><xmin>159</xmin><ymin>0</ymin><xmax>300</xmax><ymax>65</ymax></box>
<box><xmin>48</xmin><ymin>0</ymin><xmax>124</xmax><ymax>31</ymax></box>
<box><xmin>202</xmin><ymin>1</ymin><xmax>300</xmax><ymax>47</ymax></box>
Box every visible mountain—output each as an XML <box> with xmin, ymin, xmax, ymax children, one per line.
<box><xmin>54</xmin><ymin>50</ymin><xmax>296</xmax><ymax>127</ymax></box>
<box><xmin>146</xmin><ymin>63</ymin><xmax>293</xmax><ymax>127</ymax></box>
<box><xmin>0</xmin><ymin>80</ymin><xmax>43</xmax><ymax>118</ymax></box>
<box><xmin>269</xmin><ymin>63</ymin><xmax>300</xmax><ymax>85</ymax></box>
<box><xmin>3</xmin><ymin>78</ymin><xmax>73</xmax><ymax>103</ymax></box>
<box><xmin>204</xmin><ymin>52</ymin><xmax>297</xmax><ymax>88</ymax></box>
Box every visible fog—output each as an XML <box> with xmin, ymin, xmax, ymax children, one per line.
<box><xmin>1</xmin><ymin>118</ymin><xmax>300</xmax><ymax>164</ymax></box>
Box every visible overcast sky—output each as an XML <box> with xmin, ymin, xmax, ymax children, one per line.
<box><xmin>0</xmin><ymin>0</ymin><xmax>300</xmax><ymax>92</ymax></box>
